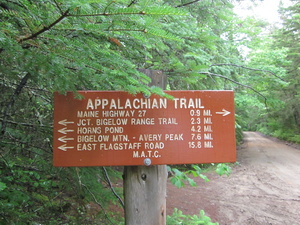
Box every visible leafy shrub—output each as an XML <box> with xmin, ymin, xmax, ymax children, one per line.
<box><xmin>287</xmin><ymin>134</ymin><xmax>300</xmax><ymax>144</ymax></box>
<box><xmin>235</xmin><ymin>114</ymin><xmax>244</xmax><ymax>144</ymax></box>
<box><xmin>0</xmin><ymin>158</ymin><xmax>124</xmax><ymax>224</ymax></box>
<box><xmin>167</xmin><ymin>208</ymin><xmax>219</xmax><ymax>225</ymax></box>
<box><xmin>168</xmin><ymin>165</ymin><xmax>210</xmax><ymax>188</ymax></box>
<box><xmin>168</xmin><ymin>163</ymin><xmax>232</xmax><ymax>188</ymax></box>
<box><xmin>215</xmin><ymin>163</ymin><xmax>232</xmax><ymax>177</ymax></box>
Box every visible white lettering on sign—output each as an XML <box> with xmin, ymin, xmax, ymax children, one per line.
<box><xmin>204</xmin><ymin>125</ymin><xmax>213</xmax><ymax>132</ymax></box>
<box><xmin>158</xmin><ymin>118</ymin><xmax>178</xmax><ymax>125</ymax></box>
<box><xmin>77</xmin><ymin>135</ymin><xmax>110</xmax><ymax>142</ymax></box>
<box><xmin>77</xmin><ymin>143</ymin><xmax>97</xmax><ymax>151</ymax></box>
<box><xmin>112</xmin><ymin>135</ymin><xmax>129</xmax><ymax>142</ymax></box>
<box><xmin>77</xmin><ymin>119</ymin><xmax>91</xmax><ymax>126</ymax></box>
<box><xmin>165</xmin><ymin>134</ymin><xmax>184</xmax><ymax>141</ymax></box>
<box><xmin>204</xmin><ymin>141</ymin><xmax>213</xmax><ymax>148</ymax></box>
<box><xmin>188</xmin><ymin>141</ymin><xmax>202</xmax><ymax>149</ymax></box>
<box><xmin>104</xmin><ymin>127</ymin><xmax>124</xmax><ymax>134</ymax></box>
<box><xmin>203</xmin><ymin>110</ymin><xmax>212</xmax><ymax>116</ymax></box>
<box><xmin>96</xmin><ymin>118</ymin><xmax>128</xmax><ymax>126</ymax></box>
<box><xmin>102</xmin><ymin>110</ymin><xmax>135</xmax><ymax>117</ymax></box>
<box><xmin>131</xmin><ymin>118</ymin><xmax>155</xmax><ymax>125</ymax></box>
<box><xmin>85</xmin><ymin>97</ymin><xmax>207</xmax><ymax>110</ymax></box>
<box><xmin>133</xmin><ymin>150</ymin><xmax>161</xmax><ymax>158</ymax></box>
<box><xmin>99</xmin><ymin>142</ymin><xmax>141</xmax><ymax>150</ymax></box>
<box><xmin>203</xmin><ymin>133</ymin><xmax>213</xmax><ymax>140</ymax></box>
<box><xmin>144</xmin><ymin>142</ymin><xmax>164</xmax><ymax>149</ymax></box>
<box><xmin>86</xmin><ymin>98</ymin><xmax>167</xmax><ymax>110</ymax></box>
<box><xmin>173</xmin><ymin>98</ymin><xmax>204</xmax><ymax>109</ymax></box>
<box><xmin>77</xmin><ymin>111</ymin><xmax>99</xmax><ymax>118</ymax></box>
<box><xmin>204</xmin><ymin>117</ymin><xmax>212</xmax><ymax>124</ymax></box>
<box><xmin>77</xmin><ymin>127</ymin><xmax>102</xmax><ymax>134</ymax></box>
<box><xmin>138</xmin><ymin>134</ymin><xmax>162</xmax><ymax>141</ymax></box>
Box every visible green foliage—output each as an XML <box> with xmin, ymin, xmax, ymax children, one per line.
<box><xmin>0</xmin><ymin>158</ymin><xmax>61</xmax><ymax>224</ymax></box>
<box><xmin>215</xmin><ymin>163</ymin><xmax>232</xmax><ymax>177</ymax></box>
<box><xmin>287</xmin><ymin>134</ymin><xmax>300</xmax><ymax>144</ymax></box>
<box><xmin>235</xmin><ymin>114</ymin><xmax>244</xmax><ymax>144</ymax></box>
<box><xmin>0</xmin><ymin>157</ymin><xmax>124</xmax><ymax>224</ymax></box>
<box><xmin>3</xmin><ymin>0</ymin><xmax>296</xmax><ymax>223</ymax></box>
<box><xmin>168</xmin><ymin>165</ymin><xmax>210</xmax><ymax>188</ymax></box>
<box><xmin>167</xmin><ymin>208</ymin><xmax>219</xmax><ymax>225</ymax></box>
<box><xmin>0</xmin><ymin>0</ymin><xmax>187</xmax><ymax>94</ymax></box>
<box><xmin>168</xmin><ymin>163</ymin><xmax>232</xmax><ymax>188</ymax></box>
<box><xmin>238</xmin><ymin>1</ymin><xmax>300</xmax><ymax>142</ymax></box>
<box><xmin>0</xmin><ymin>182</ymin><xmax>6</xmax><ymax>192</ymax></box>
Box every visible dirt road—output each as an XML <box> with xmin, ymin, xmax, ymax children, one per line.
<box><xmin>167</xmin><ymin>132</ymin><xmax>300</xmax><ymax>224</ymax></box>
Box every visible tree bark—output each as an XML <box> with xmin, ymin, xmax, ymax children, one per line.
<box><xmin>124</xmin><ymin>165</ymin><xmax>167</xmax><ymax>225</ymax></box>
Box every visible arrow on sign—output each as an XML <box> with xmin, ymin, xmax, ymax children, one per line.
<box><xmin>58</xmin><ymin>144</ymin><xmax>74</xmax><ymax>151</ymax></box>
<box><xmin>58</xmin><ymin>127</ymin><xmax>74</xmax><ymax>135</ymax></box>
<box><xmin>58</xmin><ymin>119</ymin><xmax>74</xmax><ymax>126</ymax></box>
<box><xmin>216</xmin><ymin>109</ymin><xmax>231</xmax><ymax>117</ymax></box>
<box><xmin>58</xmin><ymin>136</ymin><xmax>74</xmax><ymax>143</ymax></box>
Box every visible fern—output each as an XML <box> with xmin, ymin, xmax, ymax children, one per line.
<box><xmin>146</xmin><ymin>27</ymin><xmax>183</xmax><ymax>41</ymax></box>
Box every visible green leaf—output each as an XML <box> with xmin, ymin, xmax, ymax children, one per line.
<box><xmin>216</xmin><ymin>164</ymin><xmax>232</xmax><ymax>176</ymax></box>
<box><xmin>0</xmin><ymin>182</ymin><xmax>7</xmax><ymax>191</ymax></box>
<box><xmin>170</xmin><ymin>177</ymin><xmax>185</xmax><ymax>188</ymax></box>
<box><xmin>199</xmin><ymin>174</ymin><xmax>210</xmax><ymax>182</ymax></box>
<box><xmin>187</xmin><ymin>178</ymin><xmax>197</xmax><ymax>187</ymax></box>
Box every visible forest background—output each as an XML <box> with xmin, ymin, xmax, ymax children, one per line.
<box><xmin>0</xmin><ymin>0</ymin><xmax>299</xmax><ymax>224</ymax></box>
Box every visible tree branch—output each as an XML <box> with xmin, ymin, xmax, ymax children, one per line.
<box><xmin>82</xmin><ymin>183</ymin><xmax>115</xmax><ymax>224</ymax></box>
<box><xmin>104</xmin><ymin>0</ymin><xmax>116</xmax><ymax>14</ymax></box>
<box><xmin>127</xmin><ymin>0</ymin><xmax>138</xmax><ymax>7</ymax></box>
<box><xmin>18</xmin><ymin>9</ymin><xmax>70</xmax><ymax>43</ymax></box>
<box><xmin>53</xmin><ymin>0</ymin><xmax>63</xmax><ymax>14</ymax></box>
<box><xmin>175</xmin><ymin>0</ymin><xmax>202</xmax><ymax>8</ymax></box>
<box><xmin>68</xmin><ymin>11</ymin><xmax>147</xmax><ymax>17</ymax></box>
<box><xmin>200</xmin><ymin>72</ymin><xmax>267</xmax><ymax>104</ymax></box>
<box><xmin>102</xmin><ymin>167</ymin><xmax>125</xmax><ymax>209</ymax></box>
<box><xmin>0</xmin><ymin>118</ymin><xmax>51</xmax><ymax>129</ymax></box>
<box><xmin>1</xmin><ymin>73</ymin><xmax>31</xmax><ymax>136</ymax></box>
<box><xmin>17</xmin><ymin>6</ymin><xmax>147</xmax><ymax>43</ymax></box>
<box><xmin>211</xmin><ymin>63</ymin><xmax>287</xmax><ymax>82</ymax></box>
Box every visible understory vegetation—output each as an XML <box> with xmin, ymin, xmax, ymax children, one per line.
<box><xmin>1</xmin><ymin>0</ymin><xmax>299</xmax><ymax>224</ymax></box>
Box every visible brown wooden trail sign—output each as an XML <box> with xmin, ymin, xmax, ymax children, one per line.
<box><xmin>53</xmin><ymin>90</ymin><xmax>236</xmax><ymax>167</ymax></box>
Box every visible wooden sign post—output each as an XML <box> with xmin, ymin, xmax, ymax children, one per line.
<box><xmin>124</xmin><ymin>69</ymin><xmax>167</xmax><ymax>225</ymax></box>
<box><xmin>53</xmin><ymin>71</ymin><xmax>236</xmax><ymax>224</ymax></box>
